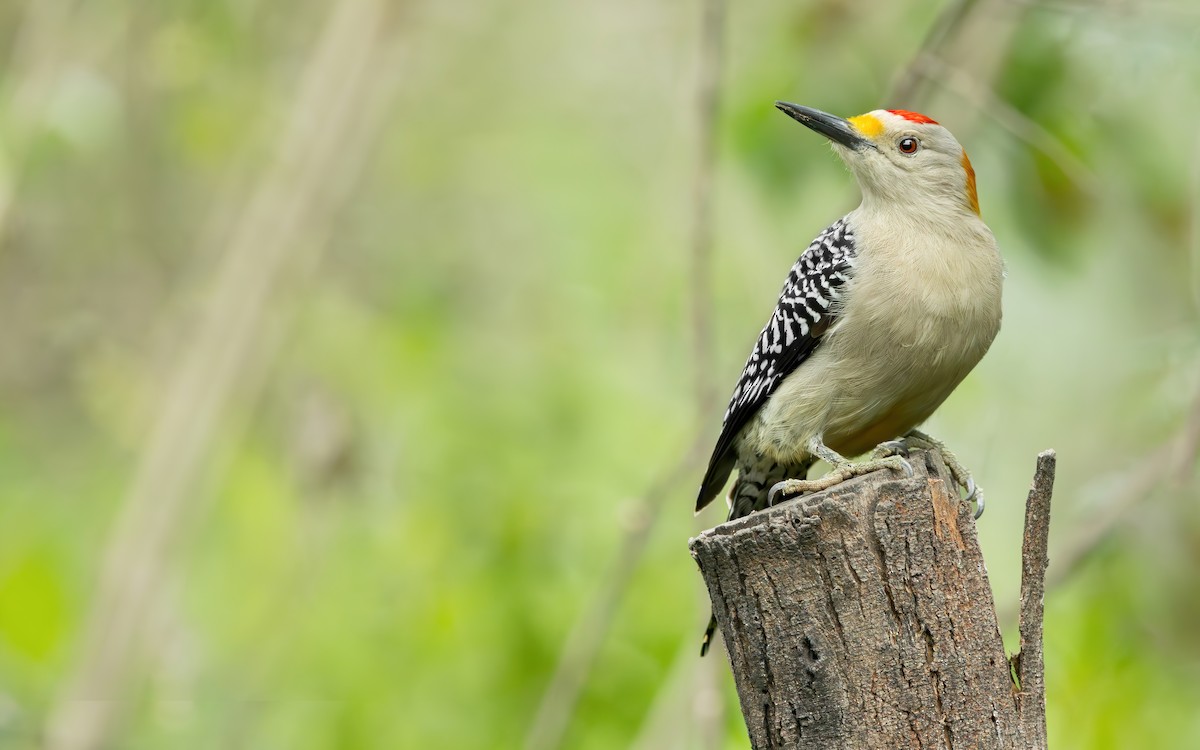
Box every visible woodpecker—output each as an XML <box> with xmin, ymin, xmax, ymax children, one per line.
<box><xmin>696</xmin><ymin>104</ymin><xmax>1003</xmax><ymax>656</ymax></box>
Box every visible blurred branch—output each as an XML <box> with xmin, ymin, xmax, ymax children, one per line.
<box><xmin>689</xmin><ymin>0</ymin><xmax>726</xmax><ymax>419</ymax></box>
<box><xmin>999</xmin><ymin>385</ymin><xmax>1200</xmax><ymax>624</ymax></box>
<box><xmin>1051</xmin><ymin>388</ymin><xmax>1200</xmax><ymax>585</ymax></box>
<box><xmin>912</xmin><ymin>53</ymin><xmax>1104</xmax><ymax>197</ymax></box>
<box><xmin>44</xmin><ymin>3</ymin><xmax>402</xmax><ymax>749</ymax></box>
<box><xmin>629</xmin><ymin>622</ymin><xmax>725</xmax><ymax>750</ymax></box>
<box><xmin>888</xmin><ymin>0</ymin><xmax>977</xmax><ymax>106</ymax></box>
<box><xmin>0</xmin><ymin>0</ymin><xmax>86</xmax><ymax>244</ymax></box>
<box><xmin>1003</xmin><ymin>0</ymin><xmax>1200</xmax><ymax>16</ymax></box>
<box><xmin>5</xmin><ymin>0</ymin><xmax>82</xmax><ymax>134</ymax></box>
<box><xmin>630</xmin><ymin>636</ymin><xmax>697</xmax><ymax>750</ymax></box>
<box><xmin>691</xmin><ymin>605</ymin><xmax>726</xmax><ymax>750</ymax></box>
<box><xmin>523</xmin><ymin>439</ymin><xmax>708</xmax><ymax>750</ymax></box>
<box><xmin>524</xmin><ymin>1</ymin><xmax>728</xmax><ymax>748</ymax></box>
<box><xmin>526</xmin><ymin>3</ymin><xmax>729</xmax><ymax>747</ymax></box>
<box><xmin>888</xmin><ymin>0</ymin><xmax>1097</xmax><ymax>195</ymax></box>
<box><xmin>1189</xmin><ymin>132</ymin><xmax>1200</xmax><ymax>316</ymax></box>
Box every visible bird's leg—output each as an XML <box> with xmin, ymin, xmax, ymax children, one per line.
<box><xmin>873</xmin><ymin>429</ymin><xmax>983</xmax><ymax>519</ymax></box>
<box><xmin>768</xmin><ymin>436</ymin><xmax>913</xmax><ymax>506</ymax></box>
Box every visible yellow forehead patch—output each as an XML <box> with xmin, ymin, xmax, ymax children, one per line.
<box><xmin>847</xmin><ymin>113</ymin><xmax>884</xmax><ymax>139</ymax></box>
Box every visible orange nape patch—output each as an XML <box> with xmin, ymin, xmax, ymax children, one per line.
<box><xmin>847</xmin><ymin>113</ymin><xmax>884</xmax><ymax>139</ymax></box>
<box><xmin>961</xmin><ymin>149</ymin><xmax>980</xmax><ymax>215</ymax></box>
<box><xmin>887</xmin><ymin>109</ymin><xmax>938</xmax><ymax>125</ymax></box>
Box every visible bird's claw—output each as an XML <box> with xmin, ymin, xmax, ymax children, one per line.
<box><xmin>933</xmin><ymin>445</ymin><xmax>984</xmax><ymax>519</ymax></box>
<box><xmin>888</xmin><ymin>430</ymin><xmax>985</xmax><ymax>519</ymax></box>
<box><xmin>872</xmin><ymin>439</ymin><xmax>909</xmax><ymax>460</ymax></box>
<box><xmin>768</xmin><ymin>478</ymin><xmax>803</xmax><ymax>506</ymax></box>
<box><xmin>964</xmin><ymin>477</ymin><xmax>984</xmax><ymax>519</ymax></box>
<box><xmin>889</xmin><ymin>455</ymin><xmax>915</xmax><ymax>478</ymax></box>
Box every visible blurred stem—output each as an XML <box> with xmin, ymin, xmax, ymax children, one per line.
<box><xmin>628</xmin><ymin>621</ymin><xmax>726</xmax><ymax>750</ymax></box>
<box><xmin>889</xmin><ymin>0</ymin><xmax>1031</xmax><ymax>138</ymax></box>
<box><xmin>888</xmin><ymin>0</ymin><xmax>976</xmax><ymax>106</ymax></box>
<box><xmin>523</xmin><ymin>440</ymin><xmax>708</xmax><ymax>750</ymax></box>
<box><xmin>122</xmin><ymin>4</ymin><xmax>168</xmax><ymax>271</ymax></box>
<box><xmin>1190</xmin><ymin>132</ymin><xmax>1200</xmax><ymax>316</ymax></box>
<box><xmin>690</xmin><ymin>0</ymin><xmax>725</xmax><ymax>420</ymax></box>
<box><xmin>998</xmin><ymin>384</ymin><xmax>1200</xmax><ymax>625</ymax></box>
<box><xmin>0</xmin><ymin>0</ymin><xmax>85</xmax><ymax>247</ymax></box>
<box><xmin>1006</xmin><ymin>0</ymin><xmax>1200</xmax><ymax>15</ymax></box>
<box><xmin>693</xmin><ymin>616</ymin><xmax>726</xmax><ymax>750</ymax></box>
<box><xmin>525</xmin><ymin>1</ymin><xmax>727</xmax><ymax>748</ymax></box>
<box><xmin>913</xmin><ymin>53</ymin><xmax>1103</xmax><ymax>197</ymax></box>
<box><xmin>43</xmin><ymin>3</ymin><xmax>402</xmax><ymax>749</ymax></box>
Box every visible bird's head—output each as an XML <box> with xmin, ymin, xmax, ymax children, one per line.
<box><xmin>776</xmin><ymin>102</ymin><xmax>980</xmax><ymax>218</ymax></box>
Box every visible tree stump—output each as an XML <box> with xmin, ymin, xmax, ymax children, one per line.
<box><xmin>690</xmin><ymin>448</ymin><xmax>1054</xmax><ymax>749</ymax></box>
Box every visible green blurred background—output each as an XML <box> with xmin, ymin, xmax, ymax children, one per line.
<box><xmin>1</xmin><ymin>0</ymin><xmax>1199</xmax><ymax>748</ymax></box>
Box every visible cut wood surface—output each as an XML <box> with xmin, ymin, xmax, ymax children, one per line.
<box><xmin>690</xmin><ymin>448</ymin><xmax>1054</xmax><ymax>749</ymax></box>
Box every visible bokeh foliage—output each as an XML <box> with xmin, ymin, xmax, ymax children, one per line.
<box><xmin>0</xmin><ymin>0</ymin><xmax>1198</xmax><ymax>748</ymax></box>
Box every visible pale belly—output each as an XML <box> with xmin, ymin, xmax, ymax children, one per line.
<box><xmin>742</xmin><ymin>304</ymin><xmax>1000</xmax><ymax>463</ymax></box>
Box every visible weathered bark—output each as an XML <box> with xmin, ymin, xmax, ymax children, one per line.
<box><xmin>690</xmin><ymin>448</ymin><xmax>1053</xmax><ymax>749</ymax></box>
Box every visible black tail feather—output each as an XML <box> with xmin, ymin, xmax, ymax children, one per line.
<box><xmin>700</xmin><ymin>614</ymin><xmax>718</xmax><ymax>656</ymax></box>
<box><xmin>697</xmin><ymin>456</ymin><xmax>815</xmax><ymax>657</ymax></box>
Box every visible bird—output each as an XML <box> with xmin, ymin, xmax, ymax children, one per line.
<box><xmin>695</xmin><ymin>104</ymin><xmax>1004</xmax><ymax>656</ymax></box>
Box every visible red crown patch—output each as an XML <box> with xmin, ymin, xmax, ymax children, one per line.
<box><xmin>887</xmin><ymin>109</ymin><xmax>938</xmax><ymax>125</ymax></box>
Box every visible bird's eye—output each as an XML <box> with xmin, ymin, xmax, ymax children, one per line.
<box><xmin>898</xmin><ymin>137</ymin><xmax>920</xmax><ymax>155</ymax></box>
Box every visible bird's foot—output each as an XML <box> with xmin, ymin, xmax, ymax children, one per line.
<box><xmin>767</xmin><ymin>455</ymin><xmax>913</xmax><ymax>506</ymax></box>
<box><xmin>875</xmin><ymin>429</ymin><xmax>984</xmax><ymax>519</ymax></box>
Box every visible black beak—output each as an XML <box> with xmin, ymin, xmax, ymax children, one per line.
<box><xmin>775</xmin><ymin>102</ymin><xmax>873</xmax><ymax>151</ymax></box>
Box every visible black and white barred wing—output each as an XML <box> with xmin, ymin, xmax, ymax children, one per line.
<box><xmin>694</xmin><ymin>217</ymin><xmax>856</xmax><ymax>512</ymax></box>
